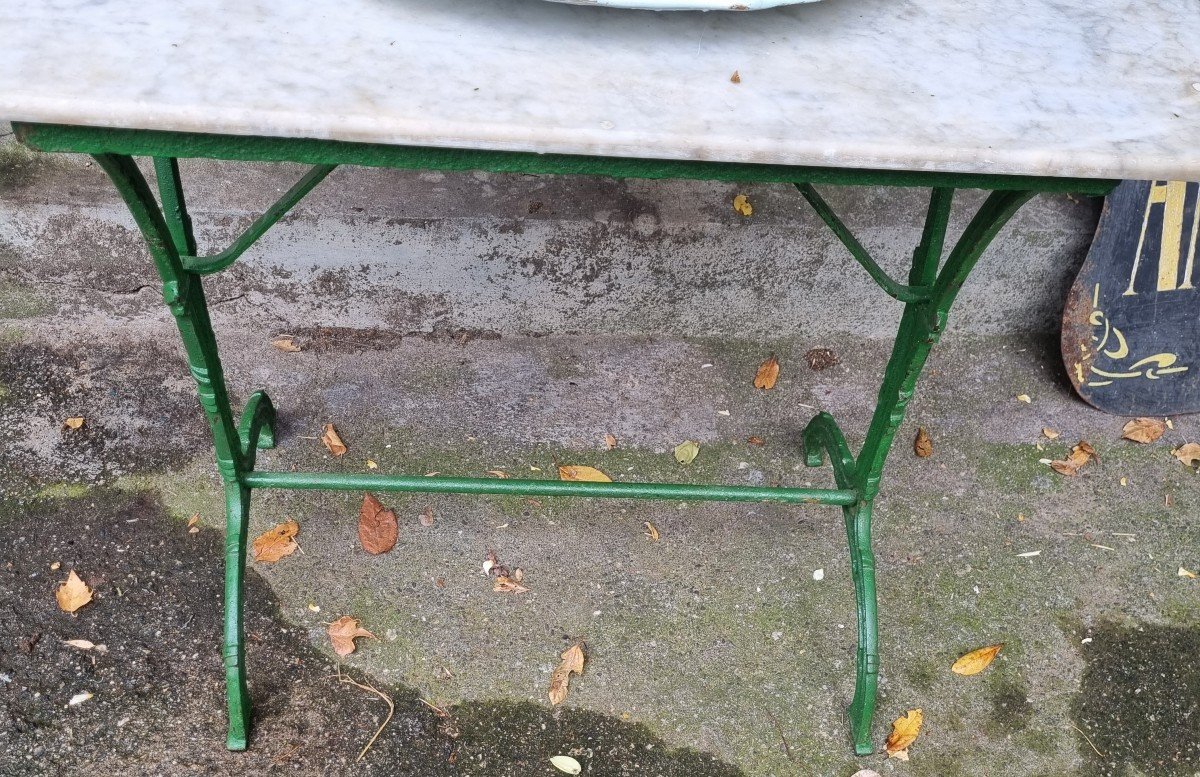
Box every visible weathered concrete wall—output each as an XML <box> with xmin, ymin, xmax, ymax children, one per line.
<box><xmin>0</xmin><ymin>131</ymin><xmax>1101</xmax><ymax>338</ymax></box>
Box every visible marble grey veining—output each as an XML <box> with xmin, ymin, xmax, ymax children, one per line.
<box><xmin>1</xmin><ymin>0</ymin><xmax>1198</xmax><ymax>180</ymax></box>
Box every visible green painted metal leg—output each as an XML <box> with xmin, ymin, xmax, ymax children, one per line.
<box><xmin>224</xmin><ymin>482</ymin><xmax>252</xmax><ymax>750</ymax></box>
<box><xmin>92</xmin><ymin>153</ymin><xmax>257</xmax><ymax>750</ymax></box>
<box><xmin>844</xmin><ymin>500</ymin><xmax>879</xmax><ymax>755</ymax></box>
<box><xmin>799</xmin><ymin>186</ymin><xmax>1037</xmax><ymax>753</ymax></box>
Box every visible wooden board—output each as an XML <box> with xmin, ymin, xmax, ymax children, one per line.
<box><xmin>1062</xmin><ymin>180</ymin><xmax>1200</xmax><ymax>416</ymax></box>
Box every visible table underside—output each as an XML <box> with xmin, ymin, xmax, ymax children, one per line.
<box><xmin>13</xmin><ymin>121</ymin><xmax>1118</xmax><ymax>757</ymax></box>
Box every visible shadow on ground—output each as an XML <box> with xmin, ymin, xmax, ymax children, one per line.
<box><xmin>0</xmin><ymin>490</ymin><xmax>743</xmax><ymax>776</ymax></box>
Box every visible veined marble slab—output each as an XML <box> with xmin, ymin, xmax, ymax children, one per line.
<box><xmin>1</xmin><ymin>0</ymin><xmax>1198</xmax><ymax>181</ymax></box>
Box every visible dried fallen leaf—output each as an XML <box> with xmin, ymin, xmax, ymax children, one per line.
<box><xmin>550</xmin><ymin>755</ymin><xmax>583</xmax><ymax>775</ymax></box>
<box><xmin>747</xmin><ymin>436</ymin><xmax>765</xmax><ymax>446</ymax></box>
<box><xmin>548</xmin><ymin>642</ymin><xmax>586</xmax><ymax>706</ymax></box>
<box><xmin>493</xmin><ymin>576</ymin><xmax>530</xmax><ymax>594</ymax></box>
<box><xmin>366</xmin><ymin>459</ymin><xmax>378</xmax><ymax>470</ymax></box>
<box><xmin>885</xmin><ymin>708</ymin><xmax>923</xmax><ymax>758</ymax></box>
<box><xmin>1042</xmin><ymin>427</ymin><xmax>1060</xmax><ymax>440</ymax></box>
<box><xmin>486</xmin><ymin>470</ymin><xmax>510</xmax><ymax>479</ymax></box>
<box><xmin>419</xmin><ymin>505</ymin><xmax>435</xmax><ymax>528</ymax></box>
<box><xmin>1122</xmin><ymin>417</ymin><xmax>1166</xmax><ymax>444</ymax></box>
<box><xmin>63</xmin><ymin>417</ymin><xmax>85</xmax><ymax>430</ymax></box>
<box><xmin>187</xmin><ymin>513</ymin><xmax>200</xmax><ymax>534</ymax></box>
<box><xmin>1179</xmin><ymin>567</ymin><xmax>1198</xmax><ymax>579</ymax></box>
<box><xmin>49</xmin><ymin>561</ymin><xmax>61</xmax><ymax>571</ymax></box>
<box><xmin>1172</xmin><ymin>443</ymin><xmax>1200</xmax><ymax>468</ymax></box>
<box><xmin>914</xmin><ymin>427</ymin><xmax>933</xmax><ymax>458</ymax></box>
<box><xmin>674</xmin><ymin>440</ymin><xmax>700</xmax><ymax>465</ymax></box>
<box><xmin>1016</xmin><ymin>394</ymin><xmax>1032</xmax><ymax>404</ymax></box>
<box><xmin>850</xmin><ymin>771</ymin><xmax>882</xmax><ymax>777</ymax></box>
<box><xmin>644</xmin><ymin>521</ymin><xmax>660</xmax><ymax>541</ymax></box>
<box><xmin>604</xmin><ymin>433</ymin><xmax>618</xmax><ymax>450</ymax></box>
<box><xmin>754</xmin><ymin>355</ymin><xmax>780</xmax><ymax>390</ymax></box>
<box><xmin>328</xmin><ymin>615</ymin><xmax>376</xmax><ymax>656</ymax></box>
<box><xmin>733</xmin><ymin>193</ymin><xmax>753</xmax><ymax>217</ymax></box>
<box><xmin>252</xmin><ymin>520</ymin><xmax>300</xmax><ymax>563</ymax></box>
<box><xmin>271</xmin><ymin>337</ymin><xmax>302</xmax><ymax>353</ymax></box>
<box><xmin>63</xmin><ymin>639</ymin><xmax>98</xmax><ymax>651</ymax></box>
<box><xmin>951</xmin><ymin>644</ymin><xmax>1003</xmax><ymax>676</ymax></box>
<box><xmin>322</xmin><ymin>423</ymin><xmax>347</xmax><ymax>457</ymax></box>
<box><xmin>729</xmin><ymin>70</ymin><xmax>741</xmax><ymax>84</ymax></box>
<box><xmin>56</xmin><ymin>571</ymin><xmax>93</xmax><ymax>614</ymax></box>
<box><xmin>68</xmin><ymin>691</ymin><xmax>93</xmax><ymax>706</ymax></box>
<box><xmin>1049</xmin><ymin>441</ymin><xmax>1098</xmax><ymax>476</ymax></box>
<box><xmin>359</xmin><ymin>494</ymin><xmax>398</xmax><ymax>555</ymax></box>
<box><xmin>1017</xmin><ymin>550</ymin><xmax>1042</xmax><ymax>558</ymax></box>
<box><xmin>558</xmin><ymin>465</ymin><xmax>612</xmax><ymax>483</ymax></box>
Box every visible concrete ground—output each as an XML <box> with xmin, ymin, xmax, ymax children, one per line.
<box><xmin>1</xmin><ymin>133</ymin><xmax>1198</xmax><ymax>776</ymax></box>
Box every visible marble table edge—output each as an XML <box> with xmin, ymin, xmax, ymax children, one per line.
<box><xmin>2</xmin><ymin>98</ymin><xmax>1193</xmax><ymax>183</ymax></box>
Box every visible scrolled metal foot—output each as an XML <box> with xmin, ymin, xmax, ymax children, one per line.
<box><xmin>801</xmin><ymin>411</ymin><xmax>858</xmax><ymax>489</ymax></box>
<box><xmin>238</xmin><ymin>390</ymin><xmax>277</xmax><ymax>455</ymax></box>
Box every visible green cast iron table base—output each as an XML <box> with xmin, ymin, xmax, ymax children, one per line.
<box><xmin>14</xmin><ymin>122</ymin><xmax>1117</xmax><ymax>756</ymax></box>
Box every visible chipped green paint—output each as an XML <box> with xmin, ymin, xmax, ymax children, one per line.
<box><xmin>13</xmin><ymin>121</ymin><xmax>1119</xmax><ymax>755</ymax></box>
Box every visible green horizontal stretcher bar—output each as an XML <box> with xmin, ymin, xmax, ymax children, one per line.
<box><xmin>241</xmin><ymin>470</ymin><xmax>860</xmax><ymax>506</ymax></box>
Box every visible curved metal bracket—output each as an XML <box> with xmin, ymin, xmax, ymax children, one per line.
<box><xmin>796</xmin><ymin>183</ymin><xmax>932</xmax><ymax>303</ymax></box>
<box><xmin>181</xmin><ymin>164</ymin><xmax>336</xmax><ymax>275</ymax></box>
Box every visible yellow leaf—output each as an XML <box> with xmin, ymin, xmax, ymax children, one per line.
<box><xmin>548</xmin><ymin>642</ymin><xmax>586</xmax><ymax>705</ymax></box>
<box><xmin>366</xmin><ymin>459</ymin><xmax>378</xmax><ymax>470</ymax></box>
<box><xmin>322</xmin><ymin>423</ymin><xmax>347</xmax><ymax>457</ymax></box>
<box><xmin>951</xmin><ymin>644</ymin><xmax>1003</xmax><ymax>676</ymax></box>
<box><xmin>733</xmin><ymin>193</ymin><xmax>753</xmax><ymax>216</ymax></box>
<box><xmin>1042</xmin><ymin>427</ymin><xmax>1060</xmax><ymax>440</ymax></box>
<box><xmin>885</xmin><ymin>708</ymin><xmax>923</xmax><ymax>757</ymax></box>
<box><xmin>251</xmin><ymin>520</ymin><xmax>300</xmax><ymax>563</ymax></box>
<box><xmin>754</xmin><ymin>355</ymin><xmax>780</xmax><ymax>390</ymax></box>
<box><xmin>914</xmin><ymin>427</ymin><xmax>933</xmax><ymax>458</ymax></box>
<box><xmin>644</xmin><ymin>521</ymin><xmax>660</xmax><ymax>541</ymax></box>
<box><xmin>1122</xmin><ymin>417</ymin><xmax>1166</xmax><ymax>444</ymax></box>
<box><xmin>1179</xmin><ymin>567</ymin><xmax>1198</xmax><ymax>579</ymax></box>
<box><xmin>674</xmin><ymin>440</ymin><xmax>700</xmax><ymax>465</ymax></box>
<box><xmin>550</xmin><ymin>755</ymin><xmax>583</xmax><ymax>775</ymax></box>
<box><xmin>1173</xmin><ymin>443</ymin><xmax>1200</xmax><ymax>468</ymax></box>
<box><xmin>63</xmin><ymin>417</ymin><xmax>85</xmax><ymax>430</ymax></box>
<box><xmin>56</xmin><ymin>571</ymin><xmax>93</xmax><ymax>614</ymax></box>
<box><xmin>558</xmin><ymin>465</ymin><xmax>611</xmax><ymax>483</ymax></box>
<box><xmin>328</xmin><ymin>615</ymin><xmax>376</xmax><ymax>657</ymax></box>
<box><xmin>1016</xmin><ymin>394</ymin><xmax>1032</xmax><ymax>404</ymax></box>
<box><xmin>1049</xmin><ymin>441</ymin><xmax>1098</xmax><ymax>477</ymax></box>
<box><xmin>271</xmin><ymin>337</ymin><xmax>302</xmax><ymax>352</ymax></box>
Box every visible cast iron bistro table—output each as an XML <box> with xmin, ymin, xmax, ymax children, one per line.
<box><xmin>4</xmin><ymin>0</ymin><xmax>1198</xmax><ymax>757</ymax></box>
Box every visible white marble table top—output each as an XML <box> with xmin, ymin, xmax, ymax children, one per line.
<box><xmin>2</xmin><ymin>0</ymin><xmax>1199</xmax><ymax>181</ymax></box>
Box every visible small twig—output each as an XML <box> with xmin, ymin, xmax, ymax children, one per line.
<box><xmin>418</xmin><ymin>696</ymin><xmax>451</xmax><ymax>718</ymax></box>
<box><xmin>271</xmin><ymin>742</ymin><xmax>304</xmax><ymax>765</ymax></box>
<box><xmin>1069</xmin><ymin>722</ymin><xmax>1105</xmax><ymax>758</ymax></box>
<box><xmin>764</xmin><ymin>709</ymin><xmax>794</xmax><ymax>762</ymax></box>
<box><xmin>335</xmin><ymin>667</ymin><xmax>394</xmax><ymax>762</ymax></box>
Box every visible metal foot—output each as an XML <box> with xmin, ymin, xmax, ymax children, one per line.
<box><xmin>223</xmin><ymin>483</ymin><xmax>252</xmax><ymax>750</ymax></box>
<box><xmin>845</xmin><ymin>501</ymin><xmax>879</xmax><ymax>756</ymax></box>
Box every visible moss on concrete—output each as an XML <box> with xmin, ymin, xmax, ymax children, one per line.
<box><xmin>0</xmin><ymin>282</ymin><xmax>52</xmax><ymax>319</ymax></box>
<box><xmin>33</xmin><ymin>482</ymin><xmax>90</xmax><ymax>500</ymax></box>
